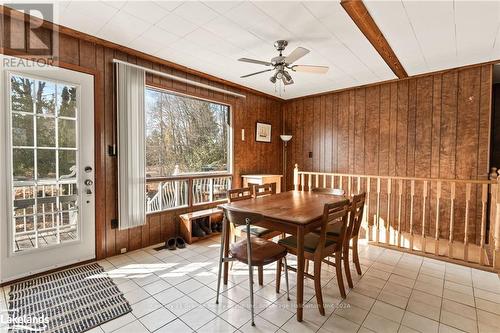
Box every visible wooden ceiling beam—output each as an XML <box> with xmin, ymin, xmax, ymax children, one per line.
<box><xmin>341</xmin><ymin>0</ymin><xmax>408</xmax><ymax>79</ymax></box>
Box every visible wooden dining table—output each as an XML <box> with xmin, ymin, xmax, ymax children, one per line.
<box><xmin>218</xmin><ymin>190</ymin><xmax>349</xmax><ymax>322</ymax></box>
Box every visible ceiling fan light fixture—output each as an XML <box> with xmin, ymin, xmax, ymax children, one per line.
<box><xmin>269</xmin><ymin>75</ymin><xmax>277</xmax><ymax>83</ymax></box>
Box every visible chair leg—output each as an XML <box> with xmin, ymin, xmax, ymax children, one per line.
<box><xmin>304</xmin><ymin>259</ymin><xmax>310</xmax><ymax>274</ymax></box>
<box><xmin>313</xmin><ymin>257</ymin><xmax>325</xmax><ymax>316</ymax></box>
<box><xmin>283</xmin><ymin>256</ymin><xmax>290</xmax><ymax>301</ymax></box>
<box><xmin>276</xmin><ymin>259</ymin><xmax>282</xmax><ymax>293</ymax></box>
<box><xmin>352</xmin><ymin>237</ymin><xmax>362</xmax><ymax>275</ymax></box>
<box><xmin>344</xmin><ymin>243</ymin><xmax>354</xmax><ymax>288</ymax></box>
<box><xmin>335</xmin><ymin>251</ymin><xmax>346</xmax><ymax>299</ymax></box>
<box><xmin>258</xmin><ymin>266</ymin><xmax>264</xmax><ymax>286</ymax></box>
<box><xmin>246</xmin><ymin>228</ymin><xmax>255</xmax><ymax>326</ymax></box>
<box><xmin>216</xmin><ymin>216</ymin><xmax>227</xmax><ymax>304</ymax></box>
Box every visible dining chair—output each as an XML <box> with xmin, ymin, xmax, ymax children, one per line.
<box><xmin>320</xmin><ymin>193</ymin><xmax>366</xmax><ymax>288</ymax></box>
<box><xmin>277</xmin><ymin>199</ymin><xmax>351</xmax><ymax>315</ymax></box>
<box><xmin>312</xmin><ymin>187</ymin><xmax>345</xmax><ymax>196</ymax></box>
<box><xmin>253</xmin><ymin>182</ymin><xmax>277</xmax><ymax>197</ymax></box>
<box><xmin>216</xmin><ymin>209</ymin><xmax>290</xmax><ymax>326</ymax></box>
<box><xmin>229</xmin><ymin>186</ymin><xmax>282</xmax><ymax>285</ymax></box>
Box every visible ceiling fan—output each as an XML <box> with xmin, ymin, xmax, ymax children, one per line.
<box><xmin>238</xmin><ymin>40</ymin><xmax>329</xmax><ymax>86</ymax></box>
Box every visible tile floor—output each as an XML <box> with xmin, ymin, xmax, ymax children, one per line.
<box><xmin>1</xmin><ymin>238</ymin><xmax>500</xmax><ymax>333</ymax></box>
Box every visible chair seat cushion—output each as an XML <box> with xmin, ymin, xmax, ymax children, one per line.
<box><xmin>278</xmin><ymin>234</ymin><xmax>338</xmax><ymax>253</ymax></box>
<box><xmin>230</xmin><ymin>237</ymin><xmax>287</xmax><ymax>266</ymax></box>
<box><xmin>235</xmin><ymin>225</ymin><xmax>273</xmax><ymax>237</ymax></box>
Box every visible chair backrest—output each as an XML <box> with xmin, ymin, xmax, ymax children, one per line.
<box><xmin>223</xmin><ymin>208</ymin><xmax>263</xmax><ymax>227</ymax></box>
<box><xmin>316</xmin><ymin>199</ymin><xmax>350</xmax><ymax>256</ymax></box>
<box><xmin>253</xmin><ymin>183</ymin><xmax>276</xmax><ymax>197</ymax></box>
<box><xmin>312</xmin><ymin>187</ymin><xmax>345</xmax><ymax>196</ymax></box>
<box><xmin>349</xmin><ymin>192</ymin><xmax>366</xmax><ymax>239</ymax></box>
<box><xmin>228</xmin><ymin>187</ymin><xmax>253</xmax><ymax>203</ymax></box>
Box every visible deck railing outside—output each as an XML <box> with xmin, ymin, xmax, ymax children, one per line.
<box><xmin>293</xmin><ymin>164</ymin><xmax>500</xmax><ymax>271</ymax></box>
<box><xmin>146</xmin><ymin>174</ymin><xmax>231</xmax><ymax>213</ymax></box>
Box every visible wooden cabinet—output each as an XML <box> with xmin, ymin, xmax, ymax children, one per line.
<box><xmin>241</xmin><ymin>174</ymin><xmax>283</xmax><ymax>193</ymax></box>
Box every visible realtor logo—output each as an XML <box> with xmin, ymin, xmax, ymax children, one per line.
<box><xmin>0</xmin><ymin>310</ymin><xmax>49</xmax><ymax>332</ymax></box>
<box><xmin>2</xmin><ymin>2</ymin><xmax>59</xmax><ymax>64</ymax></box>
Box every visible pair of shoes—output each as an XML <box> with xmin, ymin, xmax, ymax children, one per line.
<box><xmin>192</xmin><ymin>220</ymin><xmax>206</xmax><ymax>238</ymax></box>
<box><xmin>211</xmin><ymin>222</ymin><xmax>222</xmax><ymax>233</ymax></box>
<box><xmin>192</xmin><ymin>220</ymin><xmax>211</xmax><ymax>237</ymax></box>
<box><xmin>166</xmin><ymin>237</ymin><xmax>186</xmax><ymax>250</ymax></box>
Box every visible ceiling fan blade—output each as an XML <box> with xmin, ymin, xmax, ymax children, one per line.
<box><xmin>238</xmin><ymin>58</ymin><xmax>272</xmax><ymax>66</ymax></box>
<box><xmin>292</xmin><ymin>65</ymin><xmax>329</xmax><ymax>74</ymax></box>
<box><xmin>285</xmin><ymin>47</ymin><xmax>310</xmax><ymax>64</ymax></box>
<box><xmin>240</xmin><ymin>68</ymin><xmax>273</xmax><ymax>78</ymax></box>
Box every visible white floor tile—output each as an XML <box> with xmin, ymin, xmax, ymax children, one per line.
<box><xmin>139</xmin><ymin>307</ymin><xmax>177</xmax><ymax>332</ymax></box>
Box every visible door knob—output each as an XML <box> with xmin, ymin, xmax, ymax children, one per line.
<box><xmin>84</xmin><ymin>179</ymin><xmax>93</xmax><ymax>186</ymax></box>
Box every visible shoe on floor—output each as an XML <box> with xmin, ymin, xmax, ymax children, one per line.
<box><xmin>166</xmin><ymin>238</ymin><xmax>176</xmax><ymax>250</ymax></box>
<box><xmin>176</xmin><ymin>237</ymin><xmax>186</xmax><ymax>249</ymax></box>
<box><xmin>192</xmin><ymin>221</ymin><xmax>206</xmax><ymax>237</ymax></box>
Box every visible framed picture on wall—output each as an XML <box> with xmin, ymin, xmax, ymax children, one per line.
<box><xmin>255</xmin><ymin>122</ymin><xmax>272</xmax><ymax>143</ymax></box>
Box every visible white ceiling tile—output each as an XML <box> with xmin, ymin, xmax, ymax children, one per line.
<box><xmin>156</xmin><ymin>12</ymin><xmax>198</xmax><ymax>37</ymax></box>
<box><xmin>121</xmin><ymin>1</ymin><xmax>169</xmax><ymax>24</ymax></box>
<box><xmin>97</xmin><ymin>10</ymin><xmax>151</xmax><ymax>46</ymax></box>
<box><xmin>455</xmin><ymin>1</ymin><xmax>500</xmax><ymax>65</ymax></box>
<box><xmin>59</xmin><ymin>1</ymin><xmax>119</xmax><ymax>35</ymax></box>
<box><xmin>402</xmin><ymin>0</ymin><xmax>457</xmax><ymax>71</ymax></box>
<box><xmin>203</xmin><ymin>1</ymin><xmax>241</xmax><ymax>15</ymax></box>
<box><xmin>172</xmin><ymin>1</ymin><xmax>218</xmax><ymax>26</ymax></box>
<box><xmin>364</xmin><ymin>0</ymin><xmax>427</xmax><ymax>75</ymax></box>
<box><xmin>154</xmin><ymin>1</ymin><xmax>183</xmax><ymax>12</ymax></box>
<box><xmin>130</xmin><ymin>25</ymin><xmax>179</xmax><ymax>55</ymax></box>
<box><xmin>224</xmin><ymin>2</ymin><xmax>269</xmax><ymax>30</ymax></box>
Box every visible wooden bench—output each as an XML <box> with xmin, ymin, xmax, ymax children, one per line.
<box><xmin>179</xmin><ymin>208</ymin><xmax>224</xmax><ymax>244</ymax></box>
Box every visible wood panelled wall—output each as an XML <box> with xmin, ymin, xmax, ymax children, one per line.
<box><xmin>1</xmin><ymin>10</ymin><xmax>282</xmax><ymax>259</ymax></box>
<box><xmin>283</xmin><ymin>65</ymin><xmax>492</xmax><ymax>244</ymax></box>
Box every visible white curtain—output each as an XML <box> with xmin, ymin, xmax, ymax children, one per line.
<box><xmin>116</xmin><ymin>62</ymin><xmax>146</xmax><ymax>230</ymax></box>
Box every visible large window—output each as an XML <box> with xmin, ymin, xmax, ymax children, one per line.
<box><xmin>145</xmin><ymin>88</ymin><xmax>231</xmax><ymax>177</ymax></box>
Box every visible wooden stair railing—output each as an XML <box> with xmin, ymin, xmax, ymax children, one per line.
<box><xmin>293</xmin><ymin>164</ymin><xmax>500</xmax><ymax>272</ymax></box>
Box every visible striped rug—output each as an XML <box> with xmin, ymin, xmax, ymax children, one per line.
<box><xmin>8</xmin><ymin>263</ymin><xmax>131</xmax><ymax>333</ymax></box>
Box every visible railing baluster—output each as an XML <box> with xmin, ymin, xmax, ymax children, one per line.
<box><xmin>357</xmin><ymin>176</ymin><xmax>361</xmax><ymax>195</ymax></box>
<box><xmin>323</xmin><ymin>174</ymin><xmax>326</xmax><ymax>188</ymax></box>
<box><xmin>308</xmin><ymin>174</ymin><xmax>312</xmax><ymax>191</ymax></box>
<box><xmin>480</xmin><ymin>183</ymin><xmax>488</xmax><ymax>265</ymax></box>
<box><xmin>315</xmin><ymin>174</ymin><xmax>319</xmax><ymax>188</ymax></box>
<box><xmin>409</xmin><ymin>180</ymin><xmax>415</xmax><ymax>251</ymax></box>
<box><xmin>422</xmin><ymin>181</ymin><xmax>428</xmax><ymax>253</ymax></box>
<box><xmin>435</xmin><ymin>181</ymin><xmax>441</xmax><ymax>256</ymax></box>
<box><xmin>301</xmin><ymin>173</ymin><xmax>305</xmax><ymax>191</ymax></box>
<box><xmin>348</xmin><ymin>176</ymin><xmax>352</xmax><ymax>196</ymax></box>
<box><xmin>376</xmin><ymin>178</ymin><xmax>381</xmax><ymax>243</ymax></box>
<box><xmin>464</xmin><ymin>183</ymin><xmax>471</xmax><ymax>262</ymax></box>
<box><xmin>366</xmin><ymin>177</ymin><xmax>371</xmax><ymax>241</ymax></box>
<box><xmin>387</xmin><ymin>178</ymin><xmax>392</xmax><ymax>244</ymax></box>
<box><xmin>293</xmin><ymin>164</ymin><xmax>299</xmax><ymax>191</ymax></box>
<box><xmin>448</xmin><ymin>183</ymin><xmax>456</xmax><ymax>259</ymax></box>
<box><xmin>397</xmin><ymin>179</ymin><xmax>403</xmax><ymax>247</ymax></box>
<box><xmin>339</xmin><ymin>175</ymin><xmax>343</xmax><ymax>191</ymax></box>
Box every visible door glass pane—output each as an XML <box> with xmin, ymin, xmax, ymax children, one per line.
<box><xmin>13</xmin><ymin>148</ymin><xmax>34</xmax><ymax>181</ymax></box>
<box><xmin>59</xmin><ymin>150</ymin><xmax>77</xmax><ymax>179</ymax></box>
<box><xmin>57</xmin><ymin>85</ymin><xmax>77</xmax><ymax>118</ymax></box>
<box><xmin>37</xmin><ymin>149</ymin><xmax>56</xmax><ymax>179</ymax></box>
<box><xmin>12</xmin><ymin>114</ymin><xmax>34</xmax><ymax>146</ymax></box>
<box><xmin>36</xmin><ymin>116</ymin><xmax>56</xmax><ymax>147</ymax></box>
<box><xmin>9</xmin><ymin>73</ymin><xmax>82</xmax><ymax>253</ymax></box>
<box><xmin>35</xmin><ymin>80</ymin><xmax>56</xmax><ymax>115</ymax></box>
<box><xmin>11</xmin><ymin>76</ymin><xmax>34</xmax><ymax>113</ymax></box>
<box><xmin>58</xmin><ymin>119</ymin><xmax>76</xmax><ymax>148</ymax></box>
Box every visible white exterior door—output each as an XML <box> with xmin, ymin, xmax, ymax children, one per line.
<box><xmin>0</xmin><ymin>56</ymin><xmax>95</xmax><ymax>283</ymax></box>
